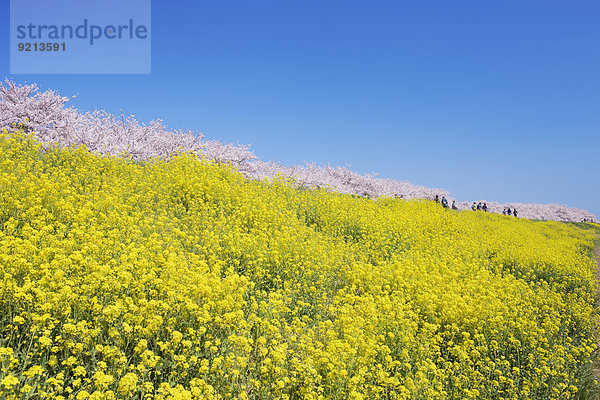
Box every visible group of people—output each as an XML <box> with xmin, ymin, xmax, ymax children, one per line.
<box><xmin>434</xmin><ymin>195</ymin><xmax>458</xmax><ymax>210</ymax></box>
<box><xmin>433</xmin><ymin>195</ymin><xmax>518</xmax><ymax>217</ymax></box>
<box><xmin>471</xmin><ymin>202</ymin><xmax>488</xmax><ymax>212</ymax></box>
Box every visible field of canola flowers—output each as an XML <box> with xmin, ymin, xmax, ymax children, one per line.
<box><xmin>0</xmin><ymin>131</ymin><xmax>599</xmax><ymax>400</ymax></box>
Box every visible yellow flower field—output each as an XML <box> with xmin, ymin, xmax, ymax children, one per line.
<box><xmin>0</xmin><ymin>131</ymin><xmax>599</xmax><ymax>399</ymax></box>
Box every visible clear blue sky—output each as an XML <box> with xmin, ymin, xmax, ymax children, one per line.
<box><xmin>2</xmin><ymin>1</ymin><xmax>599</xmax><ymax>217</ymax></box>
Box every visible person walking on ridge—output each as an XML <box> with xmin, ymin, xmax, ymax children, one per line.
<box><xmin>452</xmin><ymin>200</ymin><xmax>458</xmax><ymax>210</ymax></box>
<box><xmin>442</xmin><ymin>196</ymin><xmax>449</xmax><ymax>208</ymax></box>
<box><xmin>513</xmin><ymin>209</ymin><xmax>518</xmax><ymax>218</ymax></box>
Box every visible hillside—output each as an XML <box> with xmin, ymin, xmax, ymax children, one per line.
<box><xmin>0</xmin><ymin>131</ymin><xmax>599</xmax><ymax>399</ymax></box>
<box><xmin>0</xmin><ymin>79</ymin><xmax>596</xmax><ymax>223</ymax></box>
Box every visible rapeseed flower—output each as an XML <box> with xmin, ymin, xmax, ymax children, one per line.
<box><xmin>0</xmin><ymin>132</ymin><xmax>598</xmax><ymax>399</ymax></box>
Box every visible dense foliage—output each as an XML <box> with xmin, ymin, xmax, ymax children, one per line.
<box><xmin>0</xmin><ymin>132</ymin><xmax>598</xmax><ymax>399</ymax></box>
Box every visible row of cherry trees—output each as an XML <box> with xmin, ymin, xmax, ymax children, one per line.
<box><xmin>0</xmin><ymin>79</ymin><xmax>596</xmax><ymax>223</ymax></box>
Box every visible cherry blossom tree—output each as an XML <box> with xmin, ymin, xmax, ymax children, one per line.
<box><xmin>0</xmin><ymin>79</ymin><xmax>596</xmax><ymax>223</ymax></box>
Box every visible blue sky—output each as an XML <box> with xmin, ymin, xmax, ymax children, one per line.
<box><xmin>2</xmin><ymin>1</ymin><xmax>599</xmax><ymax>217</ymax></box>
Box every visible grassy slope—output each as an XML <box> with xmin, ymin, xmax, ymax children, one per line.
<box><xmin>0</xmin><ymin>132</ymin><xmax>599</xmax><ymax>399</ymax></box>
